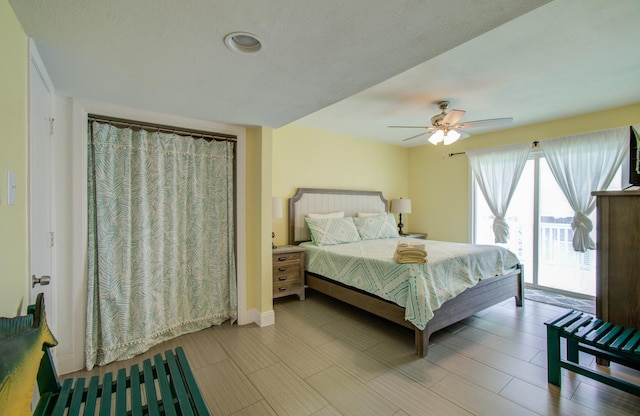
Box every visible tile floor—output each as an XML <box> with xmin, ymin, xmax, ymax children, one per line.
<box><xmin>63</xmin><ymin>291</ymin><xmax>640</xmax><ymax>415</ymax></box>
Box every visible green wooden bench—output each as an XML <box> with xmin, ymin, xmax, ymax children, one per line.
<box><xmin>545</xmin><ymin>309</ymin><xmax>640</xmax><ymax>397</ymax></box>
<box><xmin>1</xmin><ymin>294</ymin><xmax>211</xmax><ymax>415</ymax></box>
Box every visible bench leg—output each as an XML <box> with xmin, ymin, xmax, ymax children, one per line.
<box><xmin>567</xmin><ymin>337</ymin><xmax>579</xmax><ymax>364</ymax></box>
<box><xmin>547</xmin><ymin>325</ymin><xmax>562</xmax><ymax>387</ymax></box>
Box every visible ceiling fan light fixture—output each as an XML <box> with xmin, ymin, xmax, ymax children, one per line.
<box><xmin>443</xmin><ymin>129</ymin><xmax>461</xmax><ymax>145</ymax></box>
<box><xmin>428</xmin><ymin>130</ymin><xmax>444</xmax><ymax>145</ymax></box>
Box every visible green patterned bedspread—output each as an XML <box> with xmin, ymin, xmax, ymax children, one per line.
<box><xmin>301</xmin><ymin>238</ymin><xmax>519</xmax><ymax>330</ymax></box>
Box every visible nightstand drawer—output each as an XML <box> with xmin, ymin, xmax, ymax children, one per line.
<box><xmin>273</xmin><ymin>277</ymin><xmax>301</xmax><ymax>296</ymax></box>
<box><xmin>273</xmin><ymin>252</ymin><xmax>302</xmax><ymax>263</ymax></box>
<box><xmin>272</xmin><ymin>263</ymin><xmax>301</xmax><ymax>280</ymax></box>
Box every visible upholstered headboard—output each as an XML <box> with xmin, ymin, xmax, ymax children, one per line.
<box><xmin>288</xmin><ymin>188</ymin><xmax>388</xmax><ymax>245</ymax></box>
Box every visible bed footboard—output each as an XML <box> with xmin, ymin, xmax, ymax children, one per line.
<box><xmin>306</xmin><ymin>263</ymin><xmax>524</xmax><ymax>357</ymax></box>
<box><xmin>417</xmin><ymin>264</ymin><xmax>524</xmax><ymax>356</ymax></box>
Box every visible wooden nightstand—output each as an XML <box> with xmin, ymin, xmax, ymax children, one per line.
<box><xmin>272</xmin><ymin>245</ymin><xmax>305</xmax><ymax>300</ymax></box>
<box><xmin>401</xmin><ymin>232</ymin><xmax>428</xmax><ymax>239</ymax></box>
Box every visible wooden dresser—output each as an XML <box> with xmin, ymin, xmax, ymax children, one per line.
<box><xmin>593</xmin><ymin>190</ymin><xmax>640</xmax><ymax>329</ymax></box>
<box><xmin>272</xmin><ymin>245</ymin><xmax>305</xmax><ymax>300</ymax></box>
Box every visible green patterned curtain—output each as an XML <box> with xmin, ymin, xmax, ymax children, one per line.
<box><xmin>86</xmin><ymin>120</ymin><xmax>237</xmax><ymax>369</ymax></box>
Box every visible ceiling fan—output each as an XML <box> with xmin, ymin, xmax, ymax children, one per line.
<box><xmin>390</xmin><ymin>101</ymin><xmax>513</xmax><ymax>145</ymax></box>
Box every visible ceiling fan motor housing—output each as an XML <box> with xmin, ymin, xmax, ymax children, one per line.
<box><xmin>431</xmin><ymin>101</ymin><xmax>450</xmax><ymax>126</ymax></box>
<box><xmin>431</xmin><ymin>113</ymin><xmax>445</xmax><ymax>127</ymax></box>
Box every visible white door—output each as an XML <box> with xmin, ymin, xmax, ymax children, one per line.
<box><xmin>29</xmin><ymin>55</ymin><xmax>57</xmax><ymax>342</ymax></box>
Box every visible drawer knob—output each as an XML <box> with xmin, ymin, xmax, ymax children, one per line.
<box><xmin>278</xmin><ymin>256</ymin><xmax>287</xmax><ymax>261</ymax></box>
<box><xmin>278</xmin><ymin>267</ymin><xmax>287</xmax><ymax>271</ymax></box>
<box><xmin>278</xmin><ymin>287</ymin><xmax>287</xmax><ymax>291</ymax></box>
<box><xmin>278</xmin><ymin>276</ymin><xmax>288</xmax><ymax>281</ymax></box>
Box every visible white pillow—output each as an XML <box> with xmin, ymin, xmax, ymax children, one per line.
<box><xmin>307</xmin><ymin>211</ymin><xmax>344</xmax><ymax>219</ymax></box>
<box><xmin>357</xmin><ymin>212</ymin><xmax>385</xmax><ymax>217</ymax></box>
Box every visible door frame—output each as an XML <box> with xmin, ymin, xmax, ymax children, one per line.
<box><xmin>28</xmin><ymin>40</ymin><xmax>57</xmax><ymax>351</ymax></box>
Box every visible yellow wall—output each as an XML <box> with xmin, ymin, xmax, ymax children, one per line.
<box><xmin>245</xmin><ymin>127</ymin><xmax>274</xmax><ymax>313</ymax></box>
<box><xmin>409</xmin><ymin>103</ymin><xmax>640</xmax><ymax>242</ymax></box>
<box><xmin>272</xmin><ymin>124</ymin><xmax>410</xmax><ymax>245</ymax></box>
<box><xmin>0</xmin><ymin>0</ymin><xmax>29</xmax><ymax>316</ymax></box>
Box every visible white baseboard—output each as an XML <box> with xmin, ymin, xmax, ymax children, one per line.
<box><xmin>242</xmin><ymin>308</ymin><xmax>275</xmax><ymax>327</ymax></box>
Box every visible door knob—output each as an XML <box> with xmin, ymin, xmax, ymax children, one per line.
<box><xmin>32</xmin><ymin>274</ymin><xmax>51</xmax><ymax>288</ymax></box>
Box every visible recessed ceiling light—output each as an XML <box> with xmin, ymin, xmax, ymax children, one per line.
<box><xmin>224</xmin><ymin>32</ymin><xmax>262</xmax><ymax>54</ymax></box>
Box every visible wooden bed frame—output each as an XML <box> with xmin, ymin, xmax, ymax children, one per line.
<box><xmin>288</xmin><ymin>188</ymin><xmax>524</xmax><ymax>357</ymax></box>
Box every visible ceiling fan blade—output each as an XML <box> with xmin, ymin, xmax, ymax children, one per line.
<box><xmin>454</xmin><ymin>129</ymin><xmax>471</xmax><ymax>140</ymax></box>
<box><xmin>457</xmin><ymin>117</ymin><xmax>513</xmax><ymax>129</ymax></box>
<box><xmin>401</xmin><ymin>132</ymin><xmax>429</xmax><ymax>142</ymax></box>
<box><xmin>389</xmin><ymin>125</ymin><xmax>431</xmax><ymax>129</ymax></box>
<box><xmin>442</xmin><ymin>109</ymin><xmax>465</xmax><ymax>125</ymax></box>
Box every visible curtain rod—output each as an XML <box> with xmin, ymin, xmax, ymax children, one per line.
<box><xmin>448</xmin><ymin>141</ymin><xmax>540</xmax><ymax>157</ymax></box>
<box><xmin>88</xmin><ymin>114</ymin><xmax>237</xmax><ymax>142</ymax></box>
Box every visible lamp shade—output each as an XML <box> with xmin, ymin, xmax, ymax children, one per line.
<box><xmin>272</xmin><ymin>196</ymin><xmax>283</xmax><ymax>219</ymax></box>
<box><xmin>428</xmin><ymin>130</ymin><xmax>444</xmax><ymax>145</ymax></box>
<box><xmin>443</xmin><ymin>129</ymin><xmax>461</xmax><ymax>145</ymax></box>
<box><xmin>390</xmin><ymin>198</ymin><xmax>412</xmax><ymax>214</ymax></box>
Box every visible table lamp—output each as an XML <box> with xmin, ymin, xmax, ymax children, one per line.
<box><xmin>391</xmin><ymin>198</ymin><xmax>411</xmax><ymax>235</ymax></box>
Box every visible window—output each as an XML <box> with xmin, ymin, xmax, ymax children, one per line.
<box><xmin>473</xmin><ymin>150</ymin><xmax>622</xmax><ymax>297</ymax></box>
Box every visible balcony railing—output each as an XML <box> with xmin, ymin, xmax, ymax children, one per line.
<box><xmin>540</xmin><ymin>221</ymin><xmax>591</xmax><ymax>270</ymax></box>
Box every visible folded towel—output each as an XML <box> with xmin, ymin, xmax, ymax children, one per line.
<box><xmin>394</xmin><ymin>241</ymin><xmax>428</xmax><ymax>264</ymax></box>
<box><xmin>394</xmin><ymin>252</ymin><xmax>427</xmax><ymax>264</ymax></box>
<box><xmin>396</xmin><ymin>247</ymin><xmax>427</xmax><ymax>256</ymax></box>
<box><xmin>395</xmin><ymin>241</ymin><xmax>427</xmax><ymax>256</ymax></box>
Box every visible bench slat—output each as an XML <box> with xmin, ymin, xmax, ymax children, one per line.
<box><xmin>143</xmin><ymin>358</ymin><xmax>160</xmax><ymax>415</ymax></box>
<box><xmin>52</xmin><ymin>378</ymin><xmax>73</xmax><ymax>416</ymax></box>
<box><xmin>166</xmin><ymin>349</ymin><xmax>196</xmax><ymax>416</ymax></box>
<box><xmin>84</xmin><ymin>375</ymin><xmax>100</xmax><ymax>415</ymax></box>
<box><xmin>548</xmin><ymin>310</ymin><xmax>582</xmax><ymax>329</ymax></box>
<box><xmin>597</xmin><ymin>325</ymin><xmax>625</xmax><ymax>348</ymax></box>
<box><xmin>610</xmin><ymin>327</ymin><xmax>637</xmax><ymax>351</ymax></box>
<box><xmin>565</xmin><ymin>315</ymin><xmax>592</xmax><ymax>335</ymax></box>
<box><xmin>116</xmin><ymin>368</ymin><xmax>128</xmax><ymax>414</ymax></box>
<box><xmin>576</xmin><ymin>318</ymin><xmax>603</xmax><ymax>338</ymax></box>
<box><xmin>130</xmin><ymin>364</ymin><xmax>143</xmax><ymax>416</ymax></box>
<box><xmin>622</xmin><ymin>332</ymin><xmax>640</xmax><ymax>353</ymax></box>
<box><xmin>68</xmin><ymin>378</ymin><xmax>85</xmax><ymax>415</ymax></box>
<box><xmin>33</xmin><ymin>392</ymin><xmax>54</xmax><ymax>416</ymax></box>
<box><xmin>176</xmin><ymin>346</ymin><xmax>210</xmax><ymax>415</ymax></box>
<box><xmin>154</xmin><ymin>353</ymin><xmax>178</xmax><ymax>416</ymax></box>
<box><xmin>99</xmin><ymin>371</ymin><xmax>113</xmax><ymax>415</ymax></box>
<box><xmin>585</xmin><ymin>321</ymin><xmax>613</xmax><ymax>342</ymax></box>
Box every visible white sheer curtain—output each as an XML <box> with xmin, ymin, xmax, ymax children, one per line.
<box><xmin>541</xmin><ymin>127</ymin><xmax>628</xmax><ymax>252</ymax></box>
<box><xmin>467</xmin><ymin>142</ymin><xmax>531</xmax><ymax>243</ymax></box>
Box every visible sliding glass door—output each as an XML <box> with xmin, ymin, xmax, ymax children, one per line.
<box><xmin>473</xmin><ymin>151</ymin><xmax>621</xmax><ymax>297</ymax></box>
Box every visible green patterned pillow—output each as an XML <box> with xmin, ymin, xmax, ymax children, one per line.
<box><xmin>354</xmin><ymin>213</ymin><xmax>399</xmax><ymax>240</ymax></box>
<box><xmin>305</xmin><ymin>217</ymin><xmax>361</xmax><ymax>246</ymax></box>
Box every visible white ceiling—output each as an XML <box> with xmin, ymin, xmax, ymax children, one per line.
<box><xmin>10</xmin><ymin>0</ymin><xmax>640</xmax><ymax>147</ymax></box>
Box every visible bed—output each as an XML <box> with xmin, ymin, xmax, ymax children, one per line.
<box><xmin>288</xmin><ymin>188</ymin><xmax>524</xmax><ymax>357</ymax></box>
